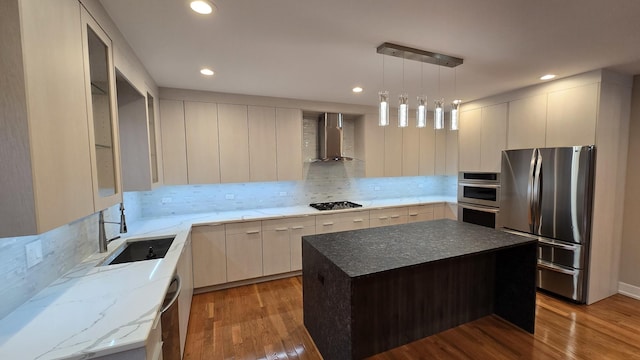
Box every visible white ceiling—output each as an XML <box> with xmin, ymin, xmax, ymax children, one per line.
<box><xmin>100</xmin><ymin>0</ymin><xmax>640</xmax><ymax>108</ymax></box>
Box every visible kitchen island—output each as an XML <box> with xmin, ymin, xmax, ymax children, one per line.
<box><xmin>302</xmin><ymin>219</ymin><xmax>537</xmax><ymax>360</ymax></box>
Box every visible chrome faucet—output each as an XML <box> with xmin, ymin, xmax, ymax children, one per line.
<box><xmin>98</xmin><ymin>203</ymin><xmax>128</xmax><ymax>253</ymax></box>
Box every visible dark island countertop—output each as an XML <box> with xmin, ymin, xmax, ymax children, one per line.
<box><xmin>303</xmin><ymin>219</ymin><xmax>536</xmax><ymax>278</ymax></box>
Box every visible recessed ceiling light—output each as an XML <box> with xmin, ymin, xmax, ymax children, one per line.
<box><xmin>200</xmin><ymin>68</ymin><xmax>214</xmax><ymax>76</ymax></box>
<box><xmin>540</xmin><ymin>74</ymin><xmax>556</xmax><ymax>81</ymax></box>
<box><xmin>190</xmin><ymin>0</ymin><xmax>215</xmax><ymax>15</ymax></box>
<box><xmin>352</xmin><ymin>87</ymin><xmax>363</xmax><ymax>93</ymax></box>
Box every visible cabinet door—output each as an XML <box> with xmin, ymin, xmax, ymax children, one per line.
<box><xmin>177</xmin><ymin>234</ymin><xmax>193</xmax><ymax>358</ymax></box>
<box><xmin>218</xmin><ymin>104</ymin><xmax>250</xmax><ymax>183</ymax></box>
<box><xmin>546</xmin><ymin>83</ymin><xmax>598</xmax><ymax>147</ymax></box>
<box><xmin>159</xmin><ymin>99</ymin><xmax>188</xmax><ymax>185</ymax></box>
<box><xmin>433</xmin><ymin>203</ymin><xmax>446</xmax><ymax>219</ymax></box>
<box><xmin>147</xmin><ymin>93</ymin><xmax>163</xmax><ymax>187</ymax></box>
<box><xmin>185</xmin><ymin>101</ymin><xmax>220</xmax><ymax>184</ymax></box>
<box><xmin>276</xmin><ymin>108</ymin><xmax>303</xmax><ymax>181</ymax></box>
<box><xmin>458</xmin><ymin>108</ymin><xmax>481</xmax><ymax>171</ymax></box>
<box><xmin>480</xmin><ymin>103</ymin><xmax>508</xmax><ymax>172</ymax></box>
<box><xmin>262</xmin><ymin>227</ymin><xmax>291</xmax><ymax>276</ymax></box>
<box><xmin>226</xmin><ymin>221</ymin><xmax>263</xmax><ymax>282</ymax></box>
<box><xmin>81</xmin><ymin>8</ymin><xmax>123</xmax><ymax>210</ymax></box>
<box><xmin>363</xmin><ymin>113</ymin><xmax>385</xmax><ymax>177</ymax></box>
<box><xmin>402</xmin><ymin>127</ymin><xmax>420</xmax><ymax>176</ymax></box>
<box><xmin>290</xmin><ymin>218</ymin><xmax>316</xmax><ymax>271</ymax></box>
<box><xmin>192</xmin><ymin>224</ymin><xmax>227</xmax><ymax>288</ymax></box>
<box><xmin>508</xmin><ymin>94</ymin><xmax>547</xmax><ymax>149</ymax></box>
<box><xmin>419</xmin><ymin>126</ymin><xmax>436</xmax><ymax>176</ymax></box>
<box><xmin>384</xmin><ymin>125</ymin><xmax>403</xmax><ymax>177</ymax></box>
<box><xmin>249</xmin><ymin>106</ymin><xmax>277</xmax><ymax>182</ymax></box>
<box><xmin>407</xmin><ymin>205</ymin><xmax>435</xmax><ymax>223</ymax></box>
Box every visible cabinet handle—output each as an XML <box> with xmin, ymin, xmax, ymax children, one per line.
<box><xmin>275</xmin><ymin>227</ymin><xmax>288</xmax><ymax>232</ymax></box>
<box><xmin>353</xmin><ymin>219</ymin><xmax>363</xmax><ymax>223</ymax></box>
<box><xmin>291</xmin><ymin>226</ymin><xmax>303</xmax><ymax>230</ymax></box>
<box><xmin>378</xmin><ymin>216</ymin><xmax>389</xmax><ymax>220</ymax></box>
<box><xmin>409</xmin><ymin>213</ymin><xmax>418</xmax><ymax>216</ymax></box>
<box><xmin>246</xmin><ymin>230</ymin><xmax>260</xmax><ymax>234</ymax></box>
<box><xmin>322</xmin><ymin>222</ymin><xmax>334</xmax><ymax>226</ymax></box>
<box><xmin>390</xmin><ymin>215</ymin><xmax>400</xmax><ymax>219</ymax></box>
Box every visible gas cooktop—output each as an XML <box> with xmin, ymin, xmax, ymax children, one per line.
<box><xmin>309</xmin><ymin>201</ymin><xmax>363</xmax><ymax>211</ymax></box>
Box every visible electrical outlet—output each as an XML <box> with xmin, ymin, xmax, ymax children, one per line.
<box><xmin>25</xmin><ymin>240</ymin><xmax>43</xmax><ymax>269</ymax></box>
<box><xmin>161</xmin><ymin>197</ymin><xmax>172</xmax><ymax>204</ymax></box>
<box><xmin>225</xmin><ymin>194</ymin><xmax>235</xmax><ymax>200</ymax></box>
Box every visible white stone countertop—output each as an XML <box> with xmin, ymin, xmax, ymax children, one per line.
<box><xmin>0</xmin><ymin>196</ymin><xmax>456</xmax><ymax>359</ymax></box>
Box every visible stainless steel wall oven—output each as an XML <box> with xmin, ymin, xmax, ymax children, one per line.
<box><xmin>457</xmin><ymin>172</ymin><xmax>501</xmax><ymax>229</ymax></box>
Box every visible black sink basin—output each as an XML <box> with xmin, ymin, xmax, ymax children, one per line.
<box><xmin>101</xmin><ymin>236</ymin><xmax>175</xmax><ymax>266</ymax></box>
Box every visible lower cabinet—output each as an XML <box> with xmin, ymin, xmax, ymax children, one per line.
<box><xmin>176</xmin><ymin>233</ymin><xmax>193</xmax><ymax>358</ymax></box>
<box><xmin>262</xmin><ymin>216</ymin><xmax>316</xmax><ymax>275</ymax></box>
<box><xmin>406</xmin><ymin>204</ymin><xmax>435</xmax><ymax>223</ymax></box>
<box><xmin>225</xmin><ymin>221</ymin><xmax>263</xmax><ymax>282</ymax></box>
<box><xmin>192</xmin><ymin>224</ymin><xmax>227</xmax><ymax>287</ymax></box>
<box><xmin>315</xmin><ymin>210</ymin><xmax>370</xmax><ymax>234</ymax></box>
<box><xmin>369</xmin><ymin>207</ymin><xmax>408</xmax><ymax>228</ymax></box>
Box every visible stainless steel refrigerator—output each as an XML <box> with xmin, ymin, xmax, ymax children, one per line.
<box><xmin>500</xmin><ymin>146</ymin><xmax>595</xmax><ymax>303</ymax></box>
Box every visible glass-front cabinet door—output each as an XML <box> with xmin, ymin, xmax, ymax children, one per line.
<box><xmin>81</xmin><ymin>7</ymin><xmax>122</xmax><ymax>210</ymax></box>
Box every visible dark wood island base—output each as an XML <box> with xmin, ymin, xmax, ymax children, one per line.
<box><xmin>302</xmin><ymin>219</ymin><xmax>537</xmax><ymax>360</ymax></box>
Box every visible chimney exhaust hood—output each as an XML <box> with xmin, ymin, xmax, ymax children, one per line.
<box><xmin>318</xmin><ymin>113</ymin><xmax>351</xmax><ymax>161</ymax></box>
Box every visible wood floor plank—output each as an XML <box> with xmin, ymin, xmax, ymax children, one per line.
<box><xmin>183</xmin><ymin>276</ymin><xmax>640</xmax><ymax>360</ymax></box>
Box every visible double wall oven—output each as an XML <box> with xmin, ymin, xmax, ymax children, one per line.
<box><xmin>457</xmin><ymin>172</ymin><xmax>501</xmax><ymax>229</ymax></box>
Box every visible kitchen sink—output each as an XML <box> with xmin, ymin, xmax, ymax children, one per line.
<box><xmin>100</xmin><ymin>236</ymin><xmax>176</xmax><ymax>266</ymax></box>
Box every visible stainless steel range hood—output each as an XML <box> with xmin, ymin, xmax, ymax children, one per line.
<box><xmin>318</xmin><ymin>113</ymin><xmax>351</xmax><ymax>161</ymax></box>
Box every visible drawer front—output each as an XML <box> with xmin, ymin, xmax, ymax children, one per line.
<box><xmin>538</xmin><ymin>239</ymin><xmax>585</xmax><ymax>269</ymax></box>
<box><xmin>315</xmin><ymin>210</ymin><xmax>369</xmax><ymax>225</ymax></box>
<box><xmin>262</xmin><ymin>216</ymin><xmax>315</xmax><ymax>231</ymax></box>
<box><xmin>537</xmin><ymin>261</ymin><xmax>585</xmax><ymax>302</ymax></box>
<box><xmin>225</xmin><ymin>220</ymin><xmax>262</xmax><ymax>235</ymax></box>
<box><xmin>407</xmin><ymin>204</ymin><xmax>435</xmax><ymax>216</ymax></box>
<box><xmin>406</xmin><ymin>212</ymin><xmax>434</xmax><ymax>223</ymax></box>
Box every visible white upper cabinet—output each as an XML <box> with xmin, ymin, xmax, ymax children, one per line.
<box><xmin>384</xmin><ymin>125</ymin><xmax>403</xmax><ymax>177</ymax></box>
<box><xmin>160</xmin><ymin>99</ymin><xmax>188</xmax><ymax>185</ymax></box>
<box><xmin>81</xmin><ymin>7</ymin><xmax>123</xmax><ymax>211</ymax></box>
<box><xmin>419</xmin><ymin>126</ymin><xmax>436</xmax><ymax>176</ymax></box>
<box><xmin>218</xmin><ymin>104</ymin><xmax>250</xmax><ymax>183</ymax></box>
<box><xmin>249</xmin><ymin>106</ymin><xmax>278</xmax><ymax>182</ymax></box>
<box><xmin>458</xmin><ymin>108</ymin><xmax>482</xmax><ymax>171</ymax></box>
<box><xmin>507</xmin><ymin>94</ymin><xmax>547</xmax><ymax>150</ymax></box>
<box><xmin>275</xmin><ymin>108</ymin><xmax>304</xmax><ymax>181</ymax></box>
<box><xmin>480</xmin><ymin>103</ymin><xmax>508</xmax><ymax>172</ymax></box>
<box><xmin>0</xmin><ymin>0</ymin><xmax>114</xmax><ymax>237</ymax></box>
<box><xmin>402</xmin><ymin>126</ymin><xmax>420</xmax><ymax>176</ymax></box>
<box><xmin>546</xmin><ymin>83</ymin><xmax>598</xmax><ymax>147</ymax></box>
<box><xmin>185</xmin><ymin>101</ymin><xmax>221</xmax><ymax>184</ymax></box>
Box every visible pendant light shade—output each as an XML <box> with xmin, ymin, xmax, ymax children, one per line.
<box><xmin>379</xmin><ymin>91</ymin><xmax>390</xmax><ymax>126</ymax></box>
<box><xmin>416</xmin><ymin>96</ymin><xmax>427</xmax><ymax>128</ymax></box>
<box><xmin>398</xmin><ymin>93</ymin><xmax>409</xmax><ymax>127</ymax></box>
<box><xmin>434</xmin><ymin>99</ymin><xmax>445</xmax><ymax>130</ymax></box>
<box><xmin>450</xmin><ymin>100</ymin><xmax>461</xmax><ymax>131</ymax></box>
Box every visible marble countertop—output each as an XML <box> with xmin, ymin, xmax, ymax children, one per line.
<box><xmin>303</xmin><ymin>219</ymin><xmax>536</xmax><ymax>278</ymax></box>
<box><xmin>0</xmin><ymin>196</ymin><xmax>455</xmax><ymax>360</ymax></box>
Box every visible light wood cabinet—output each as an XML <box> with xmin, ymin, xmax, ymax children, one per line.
<box><xmin>225</xmin><ymin>221</ymin><xmax>263</xmax><ymax>282</ymax></box>
<box><xmin>406</xmin><ymin>204</ymin><xmax>435</xmax><ymax>223</ymax></box>
<box><xmin>508</xmin><ymin>94</ymin><xmax>547</xmax><ymax>149</ymax></box>
<box><xmin>249</xmin><ymin>106</ymin><xmax>277</xmax><ymax>182</ymax></box>
<box><xmin>433</xmin><ymin>203</ymin><xmax>446</xmax><ymax>219</ymax></box>
<box><xmin>458</xmin><ymin>108</ymin><xmax>482</xmax><ymax>171</ymax></box>
<box><xmin>289</xmin><ymin>217</ymin><xmax>316</xmax><ymax>271</ymax></box>
<box><xmin>262</xmin><ymin>216</ymin><xmax>315</xmax><ymax>275</ymax></box>
<box><xmin>176</xmin><ymin>234</ymin><xmax>193</xmax><ymax>358</ymax></box>
<box><xmin>0</xmin><ymin>0</ymin><xmax>95</xmax><ymax>237</ymax></box>
<box><xmin>480</xmin><ymin>103</ymin><xmax>508</xmax><ymax>172</ymax></box>
<box><xmin>185</xmin><ymin>101</ymin><xmax>220</xmax><ymax>184</ymax></box>
<box><xmin>546</xmin><ymin>83</ymin><xmax>598</xmax><ymax>147</ymax></box>
<box><xmin>218</xmin><ymin>104</ymin><xmax>250</xmax><ymax>183</ymax></box>
<box><xmin>402</xmin><ymin>127</ymin><xmax>420</xmax><ymax>176</ymax></box>
<box><xmin>384</xmin><ymin>125</ymin><xmax>403</xmax><ymax>177</ymax></box>
<box><xmin>360</xmin><ymin>114</ymin><xmax>385</xmax><ymax>177</ymax></box>
<box><xmin>159</xmin><ymin>99</ymin><xmax>188</xmax><ymax>185</ymax></box>
<box><xmin>192</xmin><ymin>224</ymin><xmax>227</xmax><ymax>288</ymax></box>
<box><xmin>275</xmin><ymin>108</ymin><xmax>304</xmax><ymax>181</ymax></box>
<box><xmin>369</xmin><ymin>207</ymin><xmax>408</xmax><ymax>228</ymax></box>
<box><xmin>315</xmin><ymin>210</ymin><xmax>370</xmax><ymax>234</ymax></box>
<box><xmin>419</xmin><ymin>126</ymin><xmax>436</xmax><ymax>175</ymax></box>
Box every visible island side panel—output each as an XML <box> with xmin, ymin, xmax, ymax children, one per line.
<box><xmin>350</xmin><ymin>253</ymin><xmax>496</xmax><ymax>359</ymax></box>
<box><xmin>302</xmin><ymin>239</ymin><xmax>352</xmax><ymax>360</ymax></box>
<box><xmin>494</xmin><ymin>242</ymin><xmax>537</xmax><ymax>333</ymax></box>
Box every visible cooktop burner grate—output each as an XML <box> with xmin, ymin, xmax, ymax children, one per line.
<box><xmin>309</xmin><ymin>201</ymin><xmax>363</xmax><ymax>211</ymax></box>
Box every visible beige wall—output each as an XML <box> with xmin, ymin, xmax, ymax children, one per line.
<box><xmin>620</xmin><ymin>75</ymin><xmax>640</xmax><ymax>289</ymax></box>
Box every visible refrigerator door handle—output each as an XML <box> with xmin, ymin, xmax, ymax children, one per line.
<box><xmin>533</xmin><ymin>149</ymin><xmax>543</xmax><ymax>233</ymax></box>
<box><xmin>527</xmin><ymin>149</ymin><xmax>538</xmax><ymax>233</ymax></box>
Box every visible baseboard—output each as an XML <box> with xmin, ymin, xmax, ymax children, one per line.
<box><xmin>618</xmin><ymin>282</ymin><xmax>640</xmax><ymax>300</ymax></box>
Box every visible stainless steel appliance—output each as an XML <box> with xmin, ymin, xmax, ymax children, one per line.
<box><xmin>310</xmin><ymin>201</ymin><xmax>362</xmax><ymax>211</ymax></box>
<box><xmin>500</xmin><ymin>146</ymin><xmax>595</xmax><ymax>303</ymax></box>
<box><xmin>161</xmin><ymin>274</ymin><xmax>181</xmax><ymax>360</ymax></box>
<box><xmin>458</xmin><ymin>172</ymin><xmax>500</xmax><ymax>228</ymax></box>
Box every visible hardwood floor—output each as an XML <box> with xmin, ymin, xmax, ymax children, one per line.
<box><xmin>183</xmin><ymin>276</ymin><xmax>640</xmax><ymax>360</ymax></box>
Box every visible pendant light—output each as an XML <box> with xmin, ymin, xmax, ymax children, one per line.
<box><xmin>416</xmin><ymin>63</ymin><xmax>427</xmax><ymax>128</ymax></box>
<box><xmin>450</xmin><ymin>68</ymin><xmax>460</xmax><ymax>131</ymax></box>
<box><xmin>379</xmin><ymin>54</ymin><xmax>389</xmax><ymax>126</ymax></box>
<box><xmin>434</xmin><ymin>63</ymin><xmax>445</xmax><ymax>130</ymax></box>
<box><xmin>398</xmin><ymin>57</ymin><xmax>408</xmax><ymax>127</ymax></box>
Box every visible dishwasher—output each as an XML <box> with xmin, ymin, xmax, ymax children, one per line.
<box><xmin>161</xmin><ymin>274</ymin><xmax>181</xmax><ymax>360</ymax></box>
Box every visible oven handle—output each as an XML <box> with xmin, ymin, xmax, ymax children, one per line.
<box><xmin>458</xmin><ymin>183</ymin><xmax>501</xmax><ymax>189</ymax></box>
<box><xmin>458</xmin><ymin>203</ymin><xmax>500</xmax><ymax>213</ymax></box>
